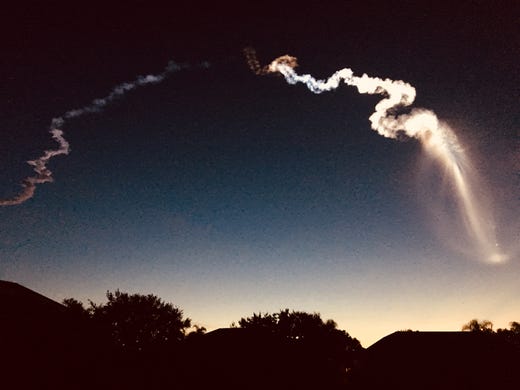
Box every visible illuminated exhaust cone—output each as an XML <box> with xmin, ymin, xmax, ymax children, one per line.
<box><xmin>248</xmin><ymin>49</ymin><xmax>506</xmax><ymax>263</ymax></box>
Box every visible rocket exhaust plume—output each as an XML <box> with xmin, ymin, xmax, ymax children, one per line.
<box><xmin>246</xmin><ymin>48</ymin><xmax>507</xmax><ymax>263</ymax></box>
<box><xmin>1</xmin><ymin>60</ymin><xmax>207</xmax><ymax>206</ymax></box>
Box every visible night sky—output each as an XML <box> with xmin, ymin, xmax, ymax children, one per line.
<box><xmin>1</xmin><ymin>1</ymin><xmax>518</xmax><ymax>346</ymax></box>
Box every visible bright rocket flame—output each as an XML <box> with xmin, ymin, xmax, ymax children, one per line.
<box><xmin>262</xmin><ymin>53</ymin><xmax>506</xmax><ymax>263</ymax></box>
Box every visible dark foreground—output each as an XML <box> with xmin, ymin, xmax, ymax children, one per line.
<box><xmin>2</xmin><ymin>280</ymin><xmax>519</xmax><ymax>389</ymax></box>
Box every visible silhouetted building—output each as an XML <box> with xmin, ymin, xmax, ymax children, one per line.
<box><xmin>4</xmin><ymin>281</ymin><xmax>519</xmax><ymax>389</ymax></box>
<box><xmin>182</xmin><ymin>327</ymin><xmax>350</xmax><ymax>390</ymax></box>
<box><xmin>0</xmin><ymin>280</ymin><xmax>68</xmax><ymax>318</ymax></box>
<box><xmin>348</xmin><ymin>331</ymin><xmax>520</xmax><ymax>389</ymax></box>
<box><xmin>0</xmin><ymin>280</ymin><xmax>98</xmax><ymax>390</ymax></box>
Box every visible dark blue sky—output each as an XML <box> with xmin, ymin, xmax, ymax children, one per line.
<box><xmin>1</xmin><ymin>1</ymin><xmax>518</xmax><ymax>345</ymax></box>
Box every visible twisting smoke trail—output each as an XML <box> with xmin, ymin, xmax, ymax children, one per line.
<box><xmin>1</xmin><ymin>60</ymin><xmax>207</xmax><ymax>206</ymax></box>
<box><xmin>243</xmin><ymin>47</ymin><xmax>298</xmax><ymax>75</ymax></box>
<box><xmin>247</xmin><ymin>48</ymin><xmax>506</xmax><ymax>263</ymax></box>
<box><xmin>0</xmin><ymin>129</ymin><xmax>70</xmax><ymax>206</ymax></box>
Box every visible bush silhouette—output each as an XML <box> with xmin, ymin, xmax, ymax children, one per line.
<box><xmin>88</xmin><ymin>289</ymin><xmax>191</xmax><ymax>354</ymax></box>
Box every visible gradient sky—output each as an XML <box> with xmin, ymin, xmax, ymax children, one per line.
<box><xmin>1</xmin><ymin>2</ymin><xmax>518</xmax><ymax>346</ymax></box>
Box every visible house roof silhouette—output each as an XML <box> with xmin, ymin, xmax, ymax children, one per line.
<box><xmin>0</xmin><ymin>280</ymin><xmax>98</xmax><ymax>390</ymax></box>
<box><xmin>348</xmin><ymin>330</ymin><xmax>520</xmax><ymax>389</ymax></box>
<box><xmin>0</xmin><ymin>280</ymin><xmax>66</xmax><ymax>320</ymax></box>
<box><xmin>184</xmin><ymin>327</ymin><xmax>354</xmax><ymax>390</ymax></box>
<box><xmin>2</xmin><ymin>281</ymin><xmax>518</xmax><ymax>389</ymax></box>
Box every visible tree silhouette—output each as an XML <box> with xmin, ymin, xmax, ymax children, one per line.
<box><xmin>508</xmin><ymin>321</ymin><xmax>520</xmax><ymax>333</ymax></box>
<box><xmin>61</xmin><ymin>291</ymin><xmax>193</xmax><ymax>389</ymax></box>
<box><xmin>461</xmin><ymin>318</ymin><xmax>494</xmax><ymax>332</ymax></box>
<box><xmin>62</xmin><ymin>297</ymin><xmax>90</xmax><ymax>321</ymax></box>
<box><xmin>185</xmin><ymin>324</ymin><xmax>207</xmax><ymax>341</ymax></box>
<box><xmin>89</xmin><ymin>289</ymin><xmax>191</xmax><ymax>354</ymax></box>
<box><xmin>497</xmin><ymin>321</ymin><xmax>520</xmax><ymax>350</ymax></box>
<box><xmin>236</xmin><ymin>309</ymin><xmax>363</xmax><ymax>369</ymax></box>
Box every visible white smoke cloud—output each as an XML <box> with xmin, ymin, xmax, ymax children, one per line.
<box><xmin>1</xmin><ymin>60</ymin><xmax>208</xmax><ymax>206</ymax></box>
<box><xmin>266</xmin><ymin>54</ymin><xmax>507</xmax><ymax>263</ymax></box>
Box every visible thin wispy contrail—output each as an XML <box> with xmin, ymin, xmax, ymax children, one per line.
<box><xmin>1</xmin><ymin>60</ymin><xmax>209</xmax><ymax>206</ymax></box>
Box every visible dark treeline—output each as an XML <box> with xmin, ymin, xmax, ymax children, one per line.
<box><xmin>3</xmin><ymin>283</ymin><xmax>520</xmax><ymax>390</ymax></box>
<box><xmin>62</xmin><ymin>292</ymin><xmax>520</xmax><ymax>389</ymax></box>
<box><xmin>59</xmin><ymin>290</ymin><xmax>364</xmax><ymax>390</ymax></box>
